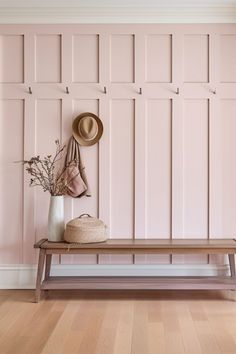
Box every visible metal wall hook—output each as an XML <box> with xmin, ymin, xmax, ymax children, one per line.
<box><xmin>211</xmin><ymin>88</ymin><xmax>216</xmax><ymax>94</ymax></box>
<box><xmin>66</xmin><ymin>86</ymin><xmax>69</xmax><ymax>94</ymax></box>
<box><xmin>28</xmin><ymin>87</ymin><xmax>32</xmax><ymax>94</ymax></box>
<box><xmin>139</xmin><ymin>87</ymin><xmax>142</xmax><ymax>95</ymax></box>
<box><xmin>103</xmin><ymin>86</ymin><xmax>107</xmax><ymax>94</ymax></box>
<box><xmin>176</xmin><ymin>87</ymin><xmax>179</xmax><ymax>95</ymax></box>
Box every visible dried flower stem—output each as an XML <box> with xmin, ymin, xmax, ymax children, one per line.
<box><xmin>22</xmin><ymin>140</ymin><xmax>79</xmax><ymax>196</ymax></box>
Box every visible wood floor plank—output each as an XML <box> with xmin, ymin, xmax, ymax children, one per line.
<box><xmin>0</xmin><ymin>301</ymin><xmax>26</xmax><ymax>339</ymax></box>
<box><xmin>5</xmin><ymin>311</ymin><xmax>62</xmax><ymax>354</ymax></box>
<box><xmin>162</xmin><ymin>301</ymin><xmax>186</xmax><ymax>354</ymax></box>
<box><xmin>189</xmin><ymin>301</ymin><xmax>222</xmax><ymax>354</ymax></box>
<box><xmin>131</xmin><ymin>300</ymin><xmax>148</xmax><ymax>354</ymax></box>
<box><xmin>15</xmin><ymin>304</ymin><xmax>64</xmax><ymax>354</ymax></box>
<box><xmin>147</xmin><ymin>299</ymin><xmax>162</xmax><ymax>323</ymax></box>
<box><xmin>95</xmin><ymin>300</ymin><xmax>121</xmax><ymax>354</ymax></box>
<box><xmin>59</xmin><ymin>331</ymin><xmax>84</xmax><ymax>354</ymax></box>
<box><xmin>70</xmin><ymin>300</ymin><xmax>87</xmax><ymax>331</ymax></box>
<box><xmin>195</xmin><ymin>320</ymin><xmax>222</xmax><ymax>354</ymax></box>
<box><xmin>208</xmin><ymin>315</ymin><xmax>236</xmax><ymax>353</ymax></box>
<box><xmin>148</xmin><ymin>322</ymin><xmax>165</xmax><ymax>354</ymax></box>
<box><xmin>40</xmin><ymin>302</ymin><xmax>79</xmax><ymax>354</ymax></box>
<box><xmin>0</xmin><ymin>301</ymin><xmax>45</xmax><ymax>353</ymax></box>
<box><xmin>113</xmin><ymin>300</ymin><xmax>134</xmax><ymax>354</ymax></box>
<box><xmin>176</xmin><ymin>302</ymin><xmax>204</xmax><ymax>354</ymax></box>
<box><xmin>77</xmin><ymin>300</ymin><xmax>107</xmax><ymax>354</ymax></box>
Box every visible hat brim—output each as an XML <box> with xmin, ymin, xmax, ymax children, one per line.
<box><xmin>72</xmin><ymin>112</ymin><xmax>103</xmax><ymax>146</ymax></box>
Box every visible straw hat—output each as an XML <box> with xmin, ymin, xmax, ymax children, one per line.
<box><xmin>72</xmin><ymin>112</ymin><xmax>103</xmax><ymax>146</ymax></box>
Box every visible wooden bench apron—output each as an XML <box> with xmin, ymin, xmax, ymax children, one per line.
<box><xmin>34</xmin><ymin>238</ymin><xmax>236</xmax><ymax>302</ymax></box>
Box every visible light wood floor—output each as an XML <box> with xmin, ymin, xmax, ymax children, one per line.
<box><xmin>0</xmin><ymin>290</ymin><xmax>236</xmax><ymax>354</ymax></box>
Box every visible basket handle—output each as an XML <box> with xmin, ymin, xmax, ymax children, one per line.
<box><xmin>79</xmin><ymin>213</ymin><xmax>92</xmax><ymax>218</ymax></box>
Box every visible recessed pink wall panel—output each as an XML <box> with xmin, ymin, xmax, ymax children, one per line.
<box><xmin>35</xmin><ymin>100</ymin><xmax>62</xmax><ymax>247</ymax></box>
<box><xmin>182</xmin><ymin>99</ymin><xmax>209</xmax><ymax>237</ymax></box>
<box><xmin>110</xmin><ymin>35</ymin><xmax>134</xmax><ymax>83</ymax></box>
<box><xmin>173</xmin><ymin>99</ymin><xmax>209</xmax><ymax>264</ymax></box>
<box><xmin>110</xmin><ymin>99</ymin><xmax>134</xmax><ymax>238</ymax></box>
<box><xmin>211</xmin><ymin>100</ymin><xmax>236</xmax><ymax>237</ymax></box>
<box><xmin>184</xmin><ymin>35</ymin><xmax>209</xmax><ymax>83</ymax></box>
<box><xmin>35</xmin><ymin>35</ymin><xmax>61</xmax><ymax>83</ymax></box>
<box><xmin>72</xmin><ymin>35</ymin><xmax>99</xmax><ymax>83</ymax></box>
<box><xmin>146</xmin><ymin>99</ymin><xmax>172</xmax><ymax>238</ymax></box>
<box><xmin>108</xmin><ymin>99</ymin><xmax>134</xmax><ymax>264</ymax></box>
<box><xmin>145</xmin><ymin>35</ymin><xmax>172</xmax><ymax>83</ymax></box>
<box><xmin>220</xmin><ymin>35</ymin><xmax>236</xmax><ymax>82</ymax></box>
<box><xmin>0</xmin><ymin>99</ymin><xmax>24</xmax><ymax>263</ymax></box>
<box><xmin>0</xmin><ymin>35</ymin><xmax>24</xmax><ymax>83</ymax></box>
<box><xmin>145</xmin><ymin>99</ymin><xmax>172</xmax><ymax>264</ymax></box>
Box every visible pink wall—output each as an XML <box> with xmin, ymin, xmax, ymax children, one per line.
<box><xmin>0</xmin><ymin>24</ymin><xmax>236</xmax><ymax>266</ymax></box>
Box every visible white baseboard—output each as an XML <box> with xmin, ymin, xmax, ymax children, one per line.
<box><xmin>0</xmin><ymin>264</ymin><xmax>230</xmax><ymax>289</ymax></box>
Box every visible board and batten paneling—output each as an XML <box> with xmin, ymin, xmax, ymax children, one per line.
<box><xmin>173</xmin><ymin>99</ymin><xmax>209</xmax><ymax>264</ymax></box>
<box><xmin>35</xmin><ymin>35</ymin><xmax>62</xmax><ymax>83</ymax></box>
<box><xmin>0</xmin><ymin>35</ymin><xmax>24</xmax><ymax>83</ymax></box>
<box><xmin>145</xmin><ymin>35</ymin><xmax>172</xmax><ymax>83</ymax></box>
<box><xmin>182</xmin><ymin>99</ymin><xmax>209</xmax><ymax>237</ymax></box>
<box><xmin>0</xmin><ymin>99</ymin><xmax>24</xmax><ymax>263</ymax></box>
<box><xmin>183</xmin><ymin>34</ymin><xmax>209</xmax><ymax>83</ymax></box>
<box><xmin>110</xmin><ymin>34</ymin><xmax>135</xmax><ymax>83</ymax></box>
<box><xmin>101</xmin><ymin>99</ymin><xmax>135</xmax><ymax>264</ymax></box>
<box><xmin>140</xmin><ymin>99</ymin><xmax>172</xmax><ymax>264</ymax></box>
<box><xmin>211</xmin><ymin>99</ymin><xmax>236</xmax><ymax>237</ymax></box>
<box><xmin>0</xmin><ymin>24</ymin><xmax>236</xmax><ymax>267</ymax></box>
<box><xmin>72</xmin><ymin>34</ymin><xmax>99</xmax><ymax>83</ymax></box>
<box><xmin>220</xmin><ymin>35</ymin><xmax>236</xmax><ymax>83</ymax></box>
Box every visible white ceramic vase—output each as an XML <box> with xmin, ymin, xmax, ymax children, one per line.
<box><xmin>48</xmin><ymin>195</ymin><xmax>65</xmax><ymax>242</ymax></box>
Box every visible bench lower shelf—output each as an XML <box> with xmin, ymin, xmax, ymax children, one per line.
<box><xmin>41</xmin><ymin>276</ymin><xmax>236</xmax><ymax>290</ymax></box>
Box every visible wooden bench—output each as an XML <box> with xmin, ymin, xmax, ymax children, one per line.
<box><xmin>34</xmin><ymin>238</ymin><xmax>236</xmax><ymax>302</ymax></box>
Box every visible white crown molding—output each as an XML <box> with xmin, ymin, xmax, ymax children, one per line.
<box><xmin>1</xmin><ymin>0</ymin><xmax>236</xmax><ymax>7</ymax></box>
<box><xmin>0</xmin><ymin>264</ymin><xmax>229</xmax><ymax>289</ymax></box>
<box><xmin>0</xmin><ymin>6</ymin><xmax>236</xmax><ymax>23</ymax></box>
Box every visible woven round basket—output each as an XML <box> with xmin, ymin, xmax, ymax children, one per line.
<box><xmin>64</xmin><ymin>214</ymin><xmax>107</xmax><ymax>244</ymax></box>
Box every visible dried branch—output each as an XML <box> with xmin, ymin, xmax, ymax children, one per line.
<box><xmin>21</xmin><ymin>140</ymin><xmax>78</xmax><ymax>196</ymax></box>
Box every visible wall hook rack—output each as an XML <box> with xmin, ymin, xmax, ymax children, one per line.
<box><xmin>139</xmin><ymin>88</ymin><xmax>142</xmax><ymax>95</ymax></box>
<box><xmin>66</xmin><ymin>87</ymin><xmax>69</xmax><ymax>94</ymax></box>
<box><xmin>176</xmin><ymin>87</ymin><xmax>180</xmax><ymax>95</ymax></box>
<box><xmin>28</xmin><ymin>87</ymin><xmax>32</xmax><ymax>94</ymax></box>
<box><xmin>103</xmin><ymin>86</ymin><xmax>107</xmax><ymax>94</ymax></box>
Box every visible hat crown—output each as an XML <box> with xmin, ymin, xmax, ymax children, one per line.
<box><xmin>78</xmin><ymin>116</ymin><xmax>98</xmax><ymax>141</ymax></box>
<box><xmin>72</xmin><ymin>112</ymin><xmax>103</xmax><ymax>146</ymax></box>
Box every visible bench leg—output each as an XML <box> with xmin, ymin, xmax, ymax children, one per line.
<box><xmin>44</xmin><ymin>254</ymin><xmax>52</xmax><ymax>296</ymax></box>
<box><xmin>228</xmin><ymin>254</ymin><xmax>236</xmax><ymax>278</ymax></box>
<box><xmin>45</xmin><ymin>254</ymin><xmax>52</xmax><ymax>280</ymax></box>
<box><xmin>35</xmin><ymin>249</ymin><xmax>46</xmax><ymax>303</ymax></box>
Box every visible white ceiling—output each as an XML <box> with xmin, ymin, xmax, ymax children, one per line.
<box><xmin>0</xmin><ymin>0</ymin><xmax>236</xmax><ymax>23</ymax></box>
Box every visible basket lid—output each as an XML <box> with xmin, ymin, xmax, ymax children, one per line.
<box><xmin>66</xmin><ymin>214</ymin><xmax>104</xmax><ymax>229</ymax></box>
